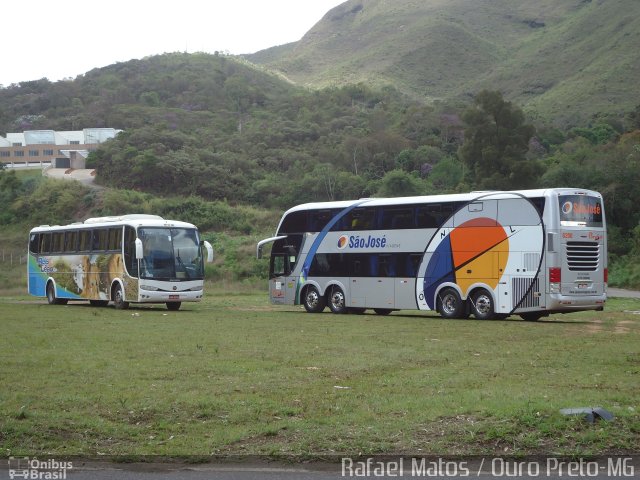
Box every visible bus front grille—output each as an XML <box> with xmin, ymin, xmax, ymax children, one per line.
<box><xmin>566</xmin><ymin>241</ymin><xmax>599</xmax><ymax>271</ymax></box>
<box><xmin>513</xmin><ymin>277</ymin><xmax>540</xmax><ymax>310</ymax></box>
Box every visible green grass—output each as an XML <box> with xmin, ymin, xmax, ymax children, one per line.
<box><xmin>0</xmin><ymin>291</ymin><xmax>638</xmax><ymax>458</ymax></box>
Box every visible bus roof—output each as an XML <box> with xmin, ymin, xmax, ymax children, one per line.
<box><xmin>30</xmin><ymin>214</ymin><xmax>198</xmax><ymax>233</ymax></box>
<box><xmin>280</xmin><ymin>188</ymin><xmax>602</xmax><ymax>215</ymax></box>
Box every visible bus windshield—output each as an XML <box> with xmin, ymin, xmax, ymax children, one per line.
<box><xmin>139</xmin><ymin>227</ymin><xmax>204</xmax><ymax>280</ymax></box>
<box><xmin>559</xmin><ymin>195</ymin><xmax>603</xmax><ymax>227</ymax></box>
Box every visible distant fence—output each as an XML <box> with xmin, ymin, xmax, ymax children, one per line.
<box><xmin>0</xmin><ymin>250</ymin><xmax>28</xmax><ymax>266</ymax></box>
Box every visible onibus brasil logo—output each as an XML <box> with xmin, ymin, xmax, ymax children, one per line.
<box><xmin>8</xmin><ymin>457</ymin><xmax>73</xmax><ymax>479</ymax></box>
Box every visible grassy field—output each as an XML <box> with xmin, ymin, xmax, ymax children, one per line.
<box><xmin>0</xmin><ymin>286</ymin><xmax>638</xmax><ymax>459</ymax></box>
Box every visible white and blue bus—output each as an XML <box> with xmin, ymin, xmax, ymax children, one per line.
<box><xmin>257</xmin><ymin>188</ymin><xmax>607</xmax><ymax>321</ymax></box>
<box><xmin>28</xmin><ymin>214</ymin><xmax>213</xmax><ymax>310</ymax></box>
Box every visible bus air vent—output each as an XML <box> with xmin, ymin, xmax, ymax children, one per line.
<box><xmin>566</xmin><ymin>241</ymin><xmax>599</xmax><ymax>271</ymax></box>
<box><xmin>513</xmin><ymin>277</ymin><xmax>540</xmax><ymax>309</ymax></box>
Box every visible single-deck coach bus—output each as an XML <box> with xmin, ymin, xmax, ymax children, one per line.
<box><xmin>28</xmin><ymin>214</ymin><xmax>213</xmax><ymax>310</ymax></box>
<box><xmin>257</xmin><ymin>189</ymin><xmax>607</xmax><ymax>321</ymax></box>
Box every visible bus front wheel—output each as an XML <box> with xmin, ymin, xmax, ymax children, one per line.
<box><xmin>303</xmin><ymin>286</ymin><xmax>325</xmax><ymax>313</ymax></box>
<box><xmin>112</xmin><ymin>284</ymin><xmax>130</xmax><ymax>310</ymax></box>
<box><xmin>437</xmin><ymin>288</ymin><xmax>465</xmax><ymax>319</ymax></box>
<box><xmin>328</xmin><ymin>286</ymin><xmax>348</xmax><ymax>314</ymax></box>
<box><xmin>46</xmin><ymin>282</ymin><xmax>67</xmax><ymax>305</ymax></box>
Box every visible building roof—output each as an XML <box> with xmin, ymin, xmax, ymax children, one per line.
<box><xmin>0</xmin><ymin>128</ymin><xmax>121</xmax><ymax>146</ymax></box>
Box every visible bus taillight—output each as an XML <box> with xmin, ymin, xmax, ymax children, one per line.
<box><xmin>604</xmin><ymin>268</ymin><xmax>608</xmax><ymax>284</ymax></box>
<box><xmin>549</xmin><ymin>267</ymin><xmax>561</xmax><ymax>293</ymax></box>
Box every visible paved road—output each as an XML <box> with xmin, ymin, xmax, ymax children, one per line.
<box><xmin>4</xmin><ymin>457</ymin><xmax>636</xmax><ymax>480</ymax></box>
<box><xmin>608</xmin><ymin>287</ymin><xmax>640</xmax><ymax>299</ymax></box>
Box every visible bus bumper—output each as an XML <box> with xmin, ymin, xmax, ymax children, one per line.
<box><xmin>137</xmin><ymin>290</ymin><xmax>204</xmax><ymax>303</ymax></box>
<box><xmin>545</xmin><ymin>294</ymin><xmax>606</xmax><ymax>312</ymax></box>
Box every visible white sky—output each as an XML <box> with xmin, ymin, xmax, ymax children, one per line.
<box><xmin>1</xmin><ymin>0</ymin><xmax>346</xmax><ymax>87</ymax></box>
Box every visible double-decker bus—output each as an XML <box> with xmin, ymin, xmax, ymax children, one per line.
<box><xmin>257</xmin><ymin>188</ymin><xmax>607</xmax><ymax>321</ymax></box>
<box><xmin>28</xmin><ymin>214</ymin><xmax>213</xmax><ymax>310</ymax></box>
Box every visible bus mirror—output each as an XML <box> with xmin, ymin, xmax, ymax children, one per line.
<box><xmin>203</xmin><ymin>240</ymin><xmax>214</xmax><ymax>263</ymax></box>
<box><xmin>135</xmin><ymin>238</ymin><xmax>143</xmax><ymax>259</ymax></box>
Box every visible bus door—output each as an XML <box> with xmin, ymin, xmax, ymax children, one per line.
<box><xmin>269</xmin><ymin>235</ymin><xmax>302</xmax><ymax>304</ymax></box>
<box><xmin>348</xmin><ymin>254</ymin><xmax>395</xmax><ymax>309</ymax></box>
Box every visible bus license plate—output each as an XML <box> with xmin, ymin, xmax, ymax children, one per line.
<box><xmin>577</xmin><ymin>283</ymin><xmax>588</xmax><ymax>289</ymax></box>
<box><xmin>169</xmin><ymin>295</ymin><xmax>180</xmax><ymax>299</ymax></box>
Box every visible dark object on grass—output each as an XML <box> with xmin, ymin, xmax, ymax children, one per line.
<box><xmin>560</xmin><ymin>407</ymin><xmax>614</xmax><ymax>423</ymax></box>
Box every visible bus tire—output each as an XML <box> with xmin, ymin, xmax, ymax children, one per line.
<box><xmin>348</xmin><ymin>307</ymin><xmax>366</xmax><ymax>315</ymax></box>
<box><xmin>166</xmin><ymin>302</ymin><xmax>181</xmax><ymax>311</ymax></box>
<box><xmin>521</xmin><ymin>312</ymin><xmax>544</xmax><ymax>322</ymax></box>
<box><xmin>112</xmin><ymin>283</ymin><xmax>130</xmax><ymax>310</ymax></box>
<box><xmin>46</xmin><ymin>282</ymin><xmax>67</xmax><ymax>305</ymax></box>
<box><xmin>437</xmin><ymin>288</ymin><xmax>464</xmax><ymax>319</ymax></box>
<box><xmin>303</xmin><ymin>285</ymin><xmax>325</xmax><ymax>313</ymax></box>
<box><xmin>471</xmin><ymin>289</ymin><xmax>495</xmax><ymax>320</ymax></box>
<box><xmin>373</xmin><ymin>308</ymin><xmax>392</xmax><ymax>316</ymax></box>
<box><xmin>328</xmin><ymin>286</ymin><xmax>348</xmax><ymax>314</ymax></box>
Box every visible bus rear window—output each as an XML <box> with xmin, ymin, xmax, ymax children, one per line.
<box><xmin>559</xmin><ymin>195</ymin><xmax>603</xmax><ymax>227</ymax></box>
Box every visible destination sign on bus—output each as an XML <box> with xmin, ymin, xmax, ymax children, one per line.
<box><xmin>559</xmin><ymin>195</ymin><xmax>603</xmax><ymax>227</ymax></box>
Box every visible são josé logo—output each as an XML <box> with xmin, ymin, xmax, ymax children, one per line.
<box><xmin>562</xmin><ymin>201</ymin><xmax>573</xmax><ymax>214</ymax></box>
<box><xmin>337</xmin><ymin>234</ymin><xmax>387</xmax><ymax>249</ymax></box>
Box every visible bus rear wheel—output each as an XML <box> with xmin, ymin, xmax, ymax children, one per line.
<box><xmin>471</xmin><ymin>289</ymin><xmax>495</xmax><ymax>320</ymax></box>
<box><xmin>521</xmin><ymin>312</ymin><xmax>544</xmax><ymax>322</ymax></box>
<box><xmin>303</xmin><ymin>285</ymin><xmax>325</xmax><ymax>313</ymax></box>
<box><xmin>328</xmin><ymin>286</ymin><xmax>348</xmax><ymax>314</ymax></box>
<box><xmin>166</xmin><ymin>302</ymin><xmax>181</xmax><ymax>311</ymax></box>
<box><xmin>112</xmin><ymin>284</ymin><xmax>130</xmax><ymax>310</ymax></box>
<box><xmin>437</xmin><ymin>288</ymin><xmax>465</xmax><ymax>319</ymax></box>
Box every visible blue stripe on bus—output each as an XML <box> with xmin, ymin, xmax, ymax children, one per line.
<box><xmin>297</xmin><ymin>200</ymin><xmax>369</xmax><ymax>303</ymax></box>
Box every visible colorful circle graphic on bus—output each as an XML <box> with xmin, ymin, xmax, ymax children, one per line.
<box><xmin>416</xmin><ymin>193</ymin><xmax>544</xmax><ymax>313</ymax></box>
<box><xmin>422</xmin><ymin>218</ymin><xmax>509</xmax><ymax>310</ymax></box>
<box><xmin>337</xmin><ymin>235</ymin><xmax>349</xmax><ymax>249</ymax></box>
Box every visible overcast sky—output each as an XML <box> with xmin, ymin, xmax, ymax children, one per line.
<box><xmin>1</xmin><ymin>0</ymin><xmax>346</xmax><ymax>87</ymax></box>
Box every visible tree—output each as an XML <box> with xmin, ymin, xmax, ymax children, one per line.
<box><xmin>377</xmin><ymin>170</ymin><xmax>424</xmax><ymax>197</ymax></box>
<box><xmin>459</xmin><ymin>90</ymin><xmax>537</xmax><ymax>189</ymax></box>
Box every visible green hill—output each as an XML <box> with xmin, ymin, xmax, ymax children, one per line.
<box><xmin>246</xmin><ymin>0</ymin><xmax>640</xmax><ymax>125</ymax></box>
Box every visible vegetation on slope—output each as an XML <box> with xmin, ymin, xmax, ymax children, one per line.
<box><xmin>248</xmin><ymin>0</ymin><xmax>640</xmax><ymax>125</ymax></box>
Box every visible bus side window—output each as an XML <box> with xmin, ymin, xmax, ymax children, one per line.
<box><xmin>271</xmin><ymin>255</ymin><xmax>286</xmax><ymax>278</ymax></box>
<box><xmin>29</xmin><ymin>233</ymin><xmax>39</xmax><ymax>254</ymax></box>
<box><xmin>93</xmin><ymin>230</ymin><xmax>108</xmax><ymax>251</ymax></box>
<box><xmin>78</xmin><ymin>230</ymin><xmax>92</xmax><ymax>252</ymax></box>
<box><xmin>39</xmin><ymin>233</ymin><xmax>51</xmax><ymax>254</ymax></box>
<box><xmin>52</xmin><ymin>232</ymin><xmax>65</xmax><ymax>253</ymax></box>
<box><xmin>107</xmin><ymin>227</ymin><xmax>122</xmax><ymax>251</ymax></box>
<box><xmin>381</xmin><ymin>208</ymin><xmax>414</xmax><ymax>229</ymax></box>
<box><xmin>64</xmin><ymin>230</ymin><xmax>78</xmax><ymax>253</ymax></box>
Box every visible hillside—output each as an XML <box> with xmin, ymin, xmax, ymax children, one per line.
<box><xmin>246</xmin><ymin>0</ymin><xmax>640</xmax><ymax>125</ymax></box>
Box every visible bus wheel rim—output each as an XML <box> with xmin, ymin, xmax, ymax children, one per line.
<box><xmin>331</xmin><ymin>290</ymin><xmax>344</xmax><ymax>309</ymax></box>
<box><xmin>475</xmin><ymin>294</ymin><xmax>492</xmax><ymax>315</ymax></box>
<box><xmin>306</xmin><ymin>290</ymin><xmax>319</xmax><ymax>308</ymax></box>
<box><xmin>442</xmin><ymin>293</ymin><xmax>457</xmax><ymax>315</ymax></box>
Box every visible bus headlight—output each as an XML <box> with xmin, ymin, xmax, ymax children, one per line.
<box><xmin>140</xmin><ymin>284</ymin><xmax>160</xmax><ymax>291</ymax></box>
